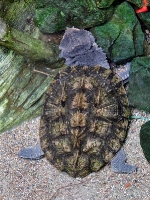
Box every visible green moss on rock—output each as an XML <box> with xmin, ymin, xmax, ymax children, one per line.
<box><xmin>35</xmin><ymin>6</ymin><xmax>67</xmax><ymax>33</ymax></box>
<box><xmin>0</xmin><ymin>46</ymin><xmax>62</xmax><ymax>134</ymax></box>
<box><xmin>140</xmin><ymin>121</ymin><xmax>150</xmax><ymax>163</ymax></box>
<box><xmin>91</xmin><ymin>2</ymin><xmax>144</xmax><ymax>63</ymax></box>
<box><xmin>35</xmin><ymin>0</ymin><xmax>114</xmax><ymax>33</ymax></box>
<box><xmin>128</xmin><ymin>56</ymin><xmax>150</xmax><ymax>112</ymax></box>
<box><xmin>138</xmin><ymin>11</ymin><xmax>150</xmax><ymax>30</ymax></box>
<box><xmin>127</xmin><ymin>0</ymin><xmax>143</xmax><ymax>7</ymax></box>
<box><xmin>36</xmin><ymin>0</ymin><xmax>116</xmax><ymax>9</ymax></box>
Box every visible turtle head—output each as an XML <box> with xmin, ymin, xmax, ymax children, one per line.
<box><xmin>59</xmin><ymin>27</ymin><xmax>110</xmax><ymax>69</ymax></box>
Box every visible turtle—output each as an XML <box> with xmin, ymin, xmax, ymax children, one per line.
<box><xmin>19</xmin><ymin>28</ymin><xmax>137</xmax><ymax>177</ymax></box>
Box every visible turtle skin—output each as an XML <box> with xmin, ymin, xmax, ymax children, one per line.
<box><xmin>39</xmin><ymin>65</ymin><xmax>130</xmax><ymax>178</ymax></box>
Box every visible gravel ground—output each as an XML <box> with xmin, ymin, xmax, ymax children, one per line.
<box><xmin>0</xmin><ymin>109</ymin><xmax>150</xmax><ymax>200</ymax></box>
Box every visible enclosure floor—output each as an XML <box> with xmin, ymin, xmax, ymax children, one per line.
<box><xmin>0</xmin><ymin>109</ymin><xmax>150</xmax><ymax>200</ymax></box>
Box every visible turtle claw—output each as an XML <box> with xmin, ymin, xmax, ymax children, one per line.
<box><xmin>18</xmin><ymin>143</ymin><xmax>44</xmax><ymax>160</ymax></box>
<box><xmin>111</xmin><ymin>148</ymin><xmax>138</xmax><ymax>174</ymax></box>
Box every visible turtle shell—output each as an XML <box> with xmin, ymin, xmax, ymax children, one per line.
<box><xmin>39</xmin><ymin>65</ymin><xmax>130</xmax><ymax>178</ymax></box>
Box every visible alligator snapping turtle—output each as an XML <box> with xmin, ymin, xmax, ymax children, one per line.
<box><xmin>19</xmin><ymin>28</ymin><xmax>137</xmax><ymax>177</ymax></box>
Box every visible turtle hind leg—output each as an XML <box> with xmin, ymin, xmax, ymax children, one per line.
<box><xmin>111</xmin><ymin>148</ymin><xmax>137</xmax><ymax>173</ymax></box>
<box><xmin>18</xmin><ymin>143</ymin><xmax>44</xmax><ymax>160</ymax></box>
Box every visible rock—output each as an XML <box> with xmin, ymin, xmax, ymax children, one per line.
<box><xmin>35</xmin><ymin>0</ymin><xmax>116</xmax><ymax>9</ymax></box>
<box><xmin>0</xmin><ymin>46</ymin><xmax>61</xmax><ymax>134</ymax></box>
<box><xmin>127</xmin><ymin>0</ymin><xmax>143</xmax><ymax>7</ymax></box>
<box><xmin>0</xmin><ymin>1</ymin><xmax>65</xmax><ymax>65</ymax></box>
<box><xmin>0</xmin><ymin>1</ymin><xmax>65</xmax><ymax>134</ymax></box>
<box><xmin>90</xmin><ymin>2</ymin><xmax>144</xmax><ymax>63</ymax></box>
<box><xmin>0</xmin><ymin>0</ymin><xmax>35</xmax><ymax>32</ymax></box>
<box><xmin>128</xmin><ymin>56</ymin><xmax>150</xmax><ymax>112</ymax></box>
<box><xmin>35</xmin><ymin>0</ymin><xmax>114</xmax><ymax>33</ymax></box>
<box><xmin>137</xmin><ymin>11</ymin><xmax>150</xmax><ymax>30</ymax></box>
<box><xmin>0</xmin><ymin>18</ymin><xmax>6</xmax><ymax>38</ymax></box>
<box><xmin>140</xmin><ymin>121</ymin><xmax>150</xmax><ymax>163</ymax></box>
<box><xmin>0</xmin><ymin>19</ymin><xmax>62</xmax><ymax>64</ymax></box>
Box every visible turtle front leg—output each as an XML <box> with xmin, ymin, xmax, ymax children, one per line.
<box><xmin>111</xmin><ymin>148</ymin><xmax>137</xmax><ymax>173</ymax></box>
<box><xmin>18</xmin><ymin>143</ymin><xmax>44</xmax><ymax>160</ymax></box>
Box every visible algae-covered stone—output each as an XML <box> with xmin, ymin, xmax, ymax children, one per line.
<box><xmin>127</xmin><ymin>0</ymin><xmax>143</xmax><ymax>7</ymax></box>
<box><xmin>35</xmin><ymin>6</ymin><xmax>67</xmax><ymax>33</ymax></box>
<box><xmin>35</xmin><ymin>0</ymin><xmax>114</xmax><ymax>33</ymax></box>
<box><xmin>0</xmin><ymin>1</ymin><xmax>64</xmax><ymax>65</ymax></box>
<box><xmin>94</xmin><ymin>0</ymin><xmax>115</xmax><ymax>8</ymax></box>
<box><xmin>0</xmin><ymin>0</ymin><xmax>65</xmax><ymax>134</ymax></box>
<box><xmin>128</xmin><ymin>56</ymin><xmax>150</xmax><ymax>112</ymax></box>
<box><xmin>36</xmin><ymin>0</ymin><xmax>116</xmax><ymax>9</ymax></box>
<box><xmin>127</xmin><ymin>0</ymin><xmax>150</xmax><ymax>7</ymax></box>
<box><xmin>140</xmin><ymin>121</ymin><xmax>150</xmax><ymax>163</ymax></box>
<box><xmin>0</xmin><ymin>46</ymin><xmax>62</xmax><ymax>134</ymax></box>
<box><xmin>0</xmin><ymin>18</ymin><xmax>6</xmax><ymax>38</ymax></box>
<box><xmin>138</xmin><ymin>11</ymin><xmax>150</xmax><ymax>30</ymax></box>
<box><xmin>91</xmin><ymin>2</ymin><xmax>144</xmax><ymax>63</ymax></box>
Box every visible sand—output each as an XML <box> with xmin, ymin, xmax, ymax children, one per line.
<box><xmin>0</xmin><ymin>109</ymin><xmax>150</xmax><ymax>200</ymax></box>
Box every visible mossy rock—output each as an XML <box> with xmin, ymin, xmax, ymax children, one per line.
<box><xmin>90</xmin><ymin>2</ymin><xmax>144</xmax><ymax>63</ymax></box>
<box><xmin>128</xmin><ymin>56</ymin><xmax>150</xmax><ymax>113</ymax></box>
<box><xmin>35</xmin><ymin>0</ymin><xmax>115</xmax><ymax>33</ymax></box>
<box><xmin>140</xmin><ymin>121</ymin><xmax>150</xmax><ymax>163</ymax></box>
<box><xmin>0</xmin><ymin>0</ymin><xmax>65</xmax><ymax>133</ymax></box>
<box><xmin>138</xmin><ymin>11</ymin><xmax>150</xmax><ymax>30</ymax></box>
<box><xmin>0</xmin><ymin>46</ymin><xmax>63</xmax><ymax>134</ymax></box>
<box><xmin>127</xmin><ymin>0</ymin><xmax>143</xmax><ymax>7</ymax></box>
<box><xmin>36</xmin><ymin>0</ymin><xmax>116</xmax><ymax>9</ymax></box>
